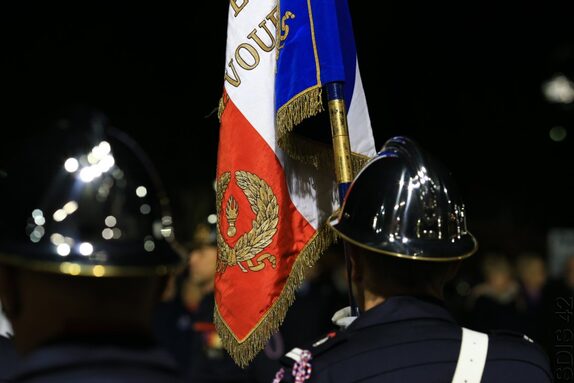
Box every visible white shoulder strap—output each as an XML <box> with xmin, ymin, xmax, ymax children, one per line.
<box><xmin>451</xmin><ymin>327</ymin><xmax>489</xmax><ymax>383</ymax></box>
<box><xmin>285</xmin><ymin>347</ymin><xmax>304</xmax><ymax>362</ymax></box>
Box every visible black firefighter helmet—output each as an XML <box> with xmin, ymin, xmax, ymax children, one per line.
<box><xmin>0</xmin><ymin>109</ymin><xmax>182</xmax><ymax>277</ymax></box>
<box><xmin>329</xmin><ymin>136</ymin><xmax>477</xmax><ymax>261</ymax></box>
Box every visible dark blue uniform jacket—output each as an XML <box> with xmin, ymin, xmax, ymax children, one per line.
<box><xmin>278</xmin><ymin>296</ymin><xmax>552</xmax><ymax>383</ymax></box>
<box><xmin>0</xmin><ymin>336</ymin><xmax>18</xmax><ymax>382</ymax></box>
<box><xmin>7</xmin><ymin>338</ymin><xmax>183</xmax><ymax>383</ymax></box>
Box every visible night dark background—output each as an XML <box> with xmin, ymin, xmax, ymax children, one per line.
<box><xmin>2</xmin><ymin>2</ymin><xmax>573</xmax><ymax>259</ymax></box>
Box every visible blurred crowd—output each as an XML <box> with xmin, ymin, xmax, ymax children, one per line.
<box><xmin>450</xmin><ymin>251</ymin><xmax>574</xmax><ymax>368</ymax></box>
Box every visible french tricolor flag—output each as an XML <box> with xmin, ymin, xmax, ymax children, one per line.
<box><xmin>215</xmin><ymin>0</ymin><xmax>375</xmax><ymax>366</ymax></box>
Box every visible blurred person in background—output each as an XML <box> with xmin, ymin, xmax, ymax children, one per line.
<box><xmin>154</xmin><ymin>220</ymin><xmax>279</xmax><ymax>382</ymax></box>
<box><xmin>539</xmin><ymin>254</ymin><xmax>574</xmax><ymax>370</ymax></box>
<box><xmin>516</xmin><ymin>253</ymin><xmax>547</xmax><ymax>308</ymax></box>
<box><xmin>153</xmin><ymin>221</ymin><xmax>220</xmax><ymax>376</ymax></box>
<box><xmin>541</xmin><ymin>254</ymin><xmax>574</xmax><ymax>303</ymax></box>
<box><xmin>516</xmin><ymin>252</ymin><xmax>548</xmax><ymax>341</ymax></box>
<box><xmin>0</xmin><ymin>109</ymin><xmax>184</xmax><ymax>382</ymax></box>
<box><xmin>468</xmin><ymin>253</ymin><xmax>526</xmax><ymax>334</ymax></box>
<box><xmin>181</xmin><ymin>222</ymin><xmax>232</xmax><ymax>381</ymax></box>
<box><xmin>563</xmin><ymin>255</ymin><xmax>574</xmax><ymax>293</ymax></box>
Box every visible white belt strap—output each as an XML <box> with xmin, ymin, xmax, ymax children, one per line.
<box><xmin>451</xmin><ymin>327</ymin><xmax>489</xmax><ymax>383</ymax></box>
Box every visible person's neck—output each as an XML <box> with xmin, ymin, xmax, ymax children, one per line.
<box><xmin>363</xmin><ymin>287</ymin><xmax>444</xmax><ymax>311</ymax></box>
<box><xmin>198</xmin><ymin>280</ymin><xmax>214</xmax><ymax>296</ymax></box>
<box><xmin>13</xmin><ymin>316</ymin><xmax>150</xmax><ymax>355</ymax></box>
<box><xmin>182</xmin><ymin>279</ymin><xmax>214</xmax><ymax>310</ymax></box>
<box><xmin>363</xmin><ymin>290</ymin><xmax>386</xmax><ymax>311</ymax></box>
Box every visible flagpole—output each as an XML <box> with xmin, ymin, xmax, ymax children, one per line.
<box><xmin>325</xmin><ymin>81</ymin><xmax>360</xmax><ymax>317</ymax></box>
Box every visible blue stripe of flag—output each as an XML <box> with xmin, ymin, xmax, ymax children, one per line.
<box><xmin>276</xmin><ymin>0</ymin><xmax>359</xmax><ymax>113</ymax></box>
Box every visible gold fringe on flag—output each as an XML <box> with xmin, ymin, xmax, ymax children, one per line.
<box><xmin>275</xmin><ymin>85</ymin><xmax>370</xmax><ymax>173</ymax></box>
<box><xmin>278</xmin><ymin>131</ymin><xmax>369</xmax><ymax>175</ymax></box>
<box><xmin>214</xmin><ymin>222</ymin><xmax>335</xmax><ymax>368</ymax></box>
<box><xmin>276</xmin><ymin>85</ymin><xmax>324</xmax><ymax>136</ymax></box>
<box><xmin>220</xmin><ymin>86</ymin><xmax>369</xmax><ymax>174</ymax></box>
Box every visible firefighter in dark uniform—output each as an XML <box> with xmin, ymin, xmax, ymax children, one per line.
<box><xmin>0</xmin><ymin>109</ymin><xmax>184</xmax><ymax>382</ymax></box>
<box><xmin>275</xmin><ymin>136</ymin><xmax>552</xmax><ymax>383</ymax></box>
<box><xmin>153</xmin><ymin>222</ymin><xmax>235</xmax><ymax>379</ymax></box>
<box><xmin>155</xmin><ymin>221</ymin><xmax>285</xmax><ymax>382</ymax></box>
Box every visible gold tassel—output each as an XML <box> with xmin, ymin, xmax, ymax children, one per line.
<box><xmin>276</xmin><ymin>86</ymin><xmax>326</xmax><ymax>169</ymax></box>
<box><xmin>351</xmin><ymin>152</ymin><xmax>371</xmax><ymax>175</ymax></box>
<box><xmin>276</xmin><ymin>85</ymin><xmax>371</xmax><ymax>173</ymax></box>
<box><xmin>276</xmin><ymin>85</ymin><xmax>324</xmax><ymax>136</ymax></box>
<box><xmin>217</xmin><ymin>97</ymin><xmax>224</xmax><ymax>121</ymax></box>
<box><xmin>218</xmin><ymin>93</ymin><xmax>230</xmax><ymax>121</ymax></box>
<box><xmin>278</xmin><ymin>128</ymin><xmax>371</xmax><ymax>176</ymax></box>
<box><xmin>214</xmin><ymin>223</ymin><xmax>335</xmax><ymax>368</ymax></box>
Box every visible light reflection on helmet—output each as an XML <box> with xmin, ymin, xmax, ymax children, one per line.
<box><xmin>329</xmin><ymin>136</ymin><xmax>477</xmax><ymax>261</ymax></box>
<box><xmin>0</xmin><ymin>109</ymin><xmax>182</xmax><ymax>277</ymax></box>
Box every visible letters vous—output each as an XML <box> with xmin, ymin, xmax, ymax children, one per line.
<box><xmin>225</xmin><ymin>1</ymin><xmax>278</xmax><ymax>88</ymax></box>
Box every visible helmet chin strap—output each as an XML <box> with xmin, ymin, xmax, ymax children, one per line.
<box><xmin>343</xmin><ymin>242</ymin><xmax>361</xmax><ymax>317</ymax></box>
<box><xmin>325</xmin><ymin>82</ymin><xmax>361</xmax><ymax>318</ymax></box>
